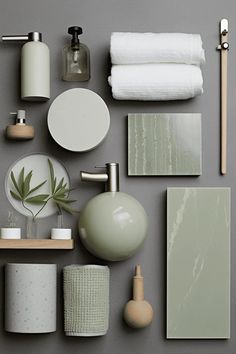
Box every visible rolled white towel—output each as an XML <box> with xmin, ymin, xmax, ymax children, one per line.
<box><xmin>108</xmin><ymin>64</ymin><xmax>203</xmax><ymax>101</ymax></box>
<box><xmin>110</xmin><ymin>32</ymin><xmax>205</xmax><ymax>66</ymax></box>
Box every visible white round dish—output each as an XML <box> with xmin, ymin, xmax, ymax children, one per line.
<box><xmin>47</xmin><ymin>88</ymin><xmax>110</xmax><ymax>152</ymax></box>
<box><xmin>5</xmin><ymin>153</ymin><xmax>70</xmax><ymax>218</ymax></box>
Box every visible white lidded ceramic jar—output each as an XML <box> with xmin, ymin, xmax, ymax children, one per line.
<box><xmin>5</xmin><ymin>263</ymin><xmax>57</xmax><ymax>333</ymax></box>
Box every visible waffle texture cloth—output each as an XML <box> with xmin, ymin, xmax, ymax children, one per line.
<box><xmin>63</xmin><ymin>265</ymin><xmax>110</xmax><ymax>336</ymax></box>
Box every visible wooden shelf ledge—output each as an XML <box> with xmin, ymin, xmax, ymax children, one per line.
<box><xmin>0</xmin><ymin>239</ymin><xmax>74</xmax><ymax>250</ymax></box>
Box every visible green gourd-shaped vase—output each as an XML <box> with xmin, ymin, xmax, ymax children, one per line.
<box><xmin>79</xmin><ymin>163</ymin><xmax>148</xmax><ymax>261</ymax></box>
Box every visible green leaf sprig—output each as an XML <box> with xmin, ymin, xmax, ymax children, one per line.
<box><xmin>10</xmin><ymin>168</ymin><xmax>48</xmax><ymax>218</ymax></box>
<box><xmin>48</xmin><ymin>159</ymin><xmax>77</xmax><ymax>215</ymax></box>
<box><xmin>10</xmin><ymin>159</ymin><xmax>78</xmax><ymax>220</ymax></box>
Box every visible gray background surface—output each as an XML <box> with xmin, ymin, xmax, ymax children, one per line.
<box><xmin>0</xmin><ymin>0</ymin><xmax>235</xmax><ymax>353</ymax></box>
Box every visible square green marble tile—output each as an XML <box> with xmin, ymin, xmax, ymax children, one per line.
<box><xmin>128</xmin><ymin>113</ymin><xmax>202</xmax><ymax>176</ymax></box>
<box><xmin>167</xmin><ymin>188</ymin><xmax>230</xmax><ymax>339</ymax></box>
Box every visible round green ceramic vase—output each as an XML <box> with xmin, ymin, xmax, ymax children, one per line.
<box><xmin>79</xmin><ymin>192</ymin><xmax>148</xmax><ymax>261</ymax></box>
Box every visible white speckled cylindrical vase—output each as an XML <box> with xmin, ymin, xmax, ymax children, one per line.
<box><xmin>5</xmin><ymin>263</ymin><xmax>57</xmax><ymax>333</ymax></box>
<box><xmin>63</xmin><ymin>265</ymin><xmax>110</xmax><ymax>336</ymax></box>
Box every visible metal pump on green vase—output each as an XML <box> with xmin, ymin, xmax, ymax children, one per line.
<box><xmin>79</xmin><ymin>163</ymin><xmax>148</xmax><ymax>261</ymax></box>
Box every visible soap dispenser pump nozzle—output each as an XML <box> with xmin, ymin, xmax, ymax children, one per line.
<box><xmin>2</xmin><ymin>32</ymin><xmax>42</xmax><ymax>43</ymax></box>
<box><xmin>10</xmin><ymin>110</ymin><xmax>26</xmax><ymax>124</ymax></box>
<box><xmin>68</xmin><ymin>26</ymin><xmax>82</xmax><ymax>50</ymax></box>
<box><xmin>80</xmin><ymin>162</ymin><xmax>120</xmax><ymax>192</ymax></box>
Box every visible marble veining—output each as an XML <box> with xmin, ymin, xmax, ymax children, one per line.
<box><xmin>167</xmin><ymin>188</ymin><xmax>230</xmax><ymax>339</ymax></box>
<box><xmin>128</xmin><ymin>113</ymin><xmax>202</xmax><ymax>176</ymax></box>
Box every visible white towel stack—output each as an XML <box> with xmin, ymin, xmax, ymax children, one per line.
<box><xmin>108</xmin><ymin>32</ymin><xmax>205</xmax><ymax>101</ymax></box>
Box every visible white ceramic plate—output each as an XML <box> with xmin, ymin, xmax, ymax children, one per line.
<box><xmin>47</xmin><ymin>88</ymin><xmax>110</xmax><ymax>152</ymax></box>
<box><xmin>5</xmin><ymin>153</ymin><xmax>70</xmax><ymax>218</ymax></box>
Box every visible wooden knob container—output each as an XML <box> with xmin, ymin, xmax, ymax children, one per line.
<box><xmin>123</xmin><ymin>265</ymin><xmax>153</xmax><ymax>329</ymax></box>
<box><xmin>5</xmin><ymin>110</ymin><xmax>34</xmax><ymax>140</ymax></box>
<box><xmin>6</xmin><ymin>125</ymin><xmax>34</xmax><ymax>140</ymax></box>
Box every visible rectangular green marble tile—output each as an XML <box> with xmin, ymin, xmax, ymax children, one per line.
<box><xmin>128</xmin><ymin>113</ymin><xmax>202</xmax><ymax>176</ymax></box>
<box><xmin>167</xmin><ymin>188</ymin><xmax>230</xmax><ymax>339</ymax></box>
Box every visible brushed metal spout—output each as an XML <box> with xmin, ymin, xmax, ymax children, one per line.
<box><xmin>80</xmin><ymin>163</ymin><xmax>119</xmax><ymax>192</ymax></box>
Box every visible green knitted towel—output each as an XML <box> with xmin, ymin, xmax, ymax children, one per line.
<box><xmin>63</xmin><ymin>265</ymin><xmax>110</xmax><ymax>336</ymax></box>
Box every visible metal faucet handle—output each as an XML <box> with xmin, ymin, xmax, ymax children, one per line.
<box><xmin>80</xmin><ymin>162</ymin><xmax>119</xmax><ymax>192</ymax></box>
<box><xmin>80</xmin><ymin>171</ymin><xmax>108</xmax><ymax>182</ymax></box>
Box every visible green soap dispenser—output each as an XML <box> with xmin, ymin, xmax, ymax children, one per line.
<box><xmin>79</xmin><ymin>163</ymin><xmax>148</xmax><ymax>261</ymax></box>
